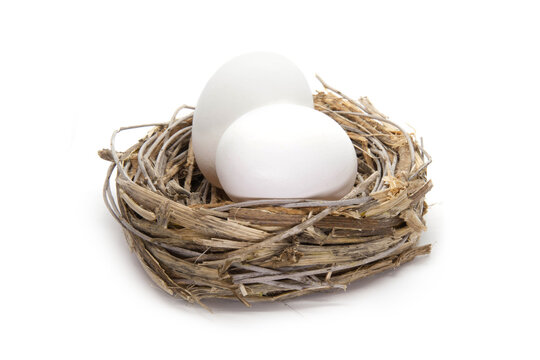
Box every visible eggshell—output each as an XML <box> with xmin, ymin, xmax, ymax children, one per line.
<box><xmin>215</xmin><ymin>104</ymin><xmax>357</xmax><ymax>201</ymax></box>
<box><xmin>192</xmin><ymin>52</ymin><xmax>313</xmax><ymax>187</ymax></box>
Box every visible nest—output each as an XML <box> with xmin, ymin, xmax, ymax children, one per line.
<box><xmin>99</xmin><ymin>78</ymin><xmax>433</xmax><ymax>309</ymax></box>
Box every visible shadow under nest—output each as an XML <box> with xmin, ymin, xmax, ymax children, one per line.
<box><xmin>99</xmin><ymin>78</ymin><xmax>433</xmax><ymax>310</ymax></box>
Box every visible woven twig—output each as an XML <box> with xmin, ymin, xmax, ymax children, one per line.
<box><xmin>99</xmin><ymin>79</ymin><xmax>432</xmax><ymax>309</ymax></box>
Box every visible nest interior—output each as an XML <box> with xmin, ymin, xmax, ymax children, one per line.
<box><xmin>99</xmin><ymin>79</ymin><xmax>433</xmax><ymax>309</ymax></box>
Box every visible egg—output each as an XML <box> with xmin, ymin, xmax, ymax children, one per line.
<box><xmin>215</xmin><ymin>104</ymin><xmax>358</xmax><ymax>201</ymax></box>
<box><xmin>192</xmin><ymin>52</ymin><xmax>314</xmax><ymax>187</ymax></box>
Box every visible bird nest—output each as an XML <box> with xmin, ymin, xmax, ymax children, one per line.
<box><xmin>99</xmin><ymin>78</ymin><xmax>433</xmax><ymax>309</ymax></box>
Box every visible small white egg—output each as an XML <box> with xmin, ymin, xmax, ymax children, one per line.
<box><xmin>192</xmin><ymin>52</ymin><xmax>313</xmax><ymax>187</ymax></box>
<box><xmin>215</xmin><ymin>104</ymin><xmax>357</xmax><ymax>202</ymax></box>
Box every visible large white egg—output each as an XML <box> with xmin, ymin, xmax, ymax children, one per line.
<box><xmin>215</xmin><ymin>104</ymin><xmax>357</xmax><ymax>202</ymax></box>
<box><xmin>192</xmin><ymin>52</ymin><xmax>314</xmax><ymax>187</ymax></box>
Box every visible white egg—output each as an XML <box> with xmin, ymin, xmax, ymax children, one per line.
<box><xmin>216</xmin><ymin>104</ymin><xmax>357</xmax><ymax>202</ymax></box>
<box><xmin>192</xmin><ymin>52</ymin><xmax>314</xmax><ymax>188</ymax></box>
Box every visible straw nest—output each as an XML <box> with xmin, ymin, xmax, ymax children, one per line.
<box><xmin>99</xmin><ymin>77</ymin><xmax>433</xmax><ymax>309</ymax></box>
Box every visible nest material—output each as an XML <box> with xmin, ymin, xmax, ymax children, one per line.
<box><xmin>99</xmin><ymin>78</ymin><xmax>433</xmax><ymax>309</ymax></box>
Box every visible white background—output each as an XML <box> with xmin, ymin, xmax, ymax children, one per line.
<box><xmin>1</xmin><ymin>1</ymin><xmax>539</xmax><ymax>359</ymax></box>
